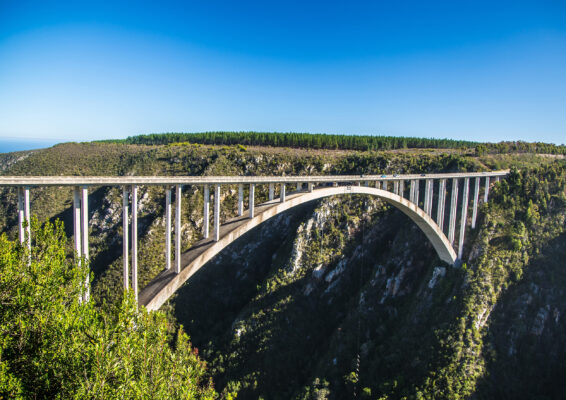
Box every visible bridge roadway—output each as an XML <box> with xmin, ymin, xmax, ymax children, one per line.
<box><xmin>0</xmin><ymin>171</ymin><xmax>507</xmax><ymax>186</ymax></box>
<box><xmin>0</xmin><ymin>170</ymin><xmax>509</xmax><ymax>309</ymax></box>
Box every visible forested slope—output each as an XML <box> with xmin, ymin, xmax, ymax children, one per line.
<box><xmin>1</xmin><ymin>138</ymin><xmax>565</xmax><ymax>399</ymax></box>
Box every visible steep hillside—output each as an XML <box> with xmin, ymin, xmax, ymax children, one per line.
<box><xmin>1</xmin><ymin>140</ymin><xmax>565</xmax><ymax>399</ymax></box>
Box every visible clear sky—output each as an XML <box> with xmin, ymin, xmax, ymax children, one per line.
<box><xmin>0</xmin><ymin>0</ymin><xmax>565</xmax><ymax>144</ymax></box>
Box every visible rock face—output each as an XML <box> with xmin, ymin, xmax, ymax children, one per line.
<box><xmin>171</xmin><ymin>195</ymin><xmax>446</xmax><ymax>399</ymax></box>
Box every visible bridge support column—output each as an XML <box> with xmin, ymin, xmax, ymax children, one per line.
<box><xmin>415</xmin><ymin>180</ymin><xmax>420</xmax><ymax>206</ymax></box>
<box><xmin>448</xmin><ymin>179</ymin><xmax>459</xmax><ymax>245</ymax></box>
<box><xmin>471</xmin><ymin>177</ymin><xmax>480</xmax><ymax>229</ymax></box>
<box><xmin>484</xmin><ymin>177</ymin><xmax>490</xmax><ymax>203</ymax></box>
<box><xmin>122</xmin><ymin>187</ymin><xmax>129</xmax><ymax>289</ymax></box>
<box><xmin>214</xmin><ymin>184</ymin><xmax>220</xmax><ymax>241</ymax></box>
<box><xmin>424</xmin><ymin>179</ymin><xmax>433</xmax><ymax>215</ymax></box>
<box><xmin>131</xmin><ymin>185</ymin><xmax>138</xmax><ymax>302</ymax></box>
<box><xmin>437</xmin><ymin>179</ymin><xmax>447</xmax><ymax>230</ymax></box>
<box><xmin>393</xmin><ymin>181</ymin><xmax>399</xmax><ymax>195</ymax></box>
<box><xmin>382</xmin><ymin>181</ymin><xmax>387</xmax><ymax>191</ymax></box>
<box><xmin>399</xmin><ymin>181</ymin><xmax>405</xmax><ymax>198</ymax></box>
<box><xmin>269</xmin><ymin>183</ymin><xmax>274</xmax><ymax>200</ymax></box>
<box><xmin>410</xmin><ymin>180</ymin><xmax>417</xmax><ymax>203</ymax></box>
<box><xmin>72</xmin><ymin>188</ymin><xmax>82</xmax><ymax>257</ymax></box>
<box><xmin>249</xmin><ymin>184</ymin><xmax>255</xmax><ymax>218</ymax></box>
<box><xmin>17</xmin><ymin>188</ymin><xmax>29</xmax><ymax>245</ymax></box>
<box><xmin>280</xmin><ymin>184</ymin><xmax>286</xmax><ymax>202</ymax></box>
<box><xmin>297</xmin><ymin>182</ymin><xmax>302</xmax><ymax>191</ymax></box>
<box><xmin>80</xmin><ymin>186</ymin><xmax>89</xmax><ymax>302</ymax></box>
<box><xmin>165</xmin><ymin>187</ymin><xmax>172</xmax><ymax>271</ymax></box>
<box><xmin>308</xmin><ymin>182</ymin><xmax>314</xmax><ymax>192</ymax></box>
<box><xmin>238</xmin><ymin>184</ymin><xmax>244</xmax><ymax>216</ymax></box>
<box><xmin>458</xmin><ymin>178</ymin><xmax>470</xmax><ymax>260</ymax></box>
<box><xmin>203</xmin><ymin>184</ymin><xmax>210</xmax><ymax>239</ymax></box>
<box><xmin>375</xmin><ymin>181</ymin><xmax>381</xmax><ymax>190</ymax></box>
<box><xmin>175</xmin><ymin>185</ymin><xmax>182</xmax><ymax>273</ymax></box>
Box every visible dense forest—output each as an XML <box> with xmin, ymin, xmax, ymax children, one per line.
<box><xmin>97</xmin><ymin>131</ymin><xmax>566</xmax><ymax>155</ymax></box>
<box><xmin>1</xmin><ymin>138</ymin><xmax>566</xmax><ymax>399</ymax></box>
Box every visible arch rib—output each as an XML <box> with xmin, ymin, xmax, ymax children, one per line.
<box><xmin>139</xmin><ymin>186</ymin><xmax>457</xmax><ymax>311</ymax></box>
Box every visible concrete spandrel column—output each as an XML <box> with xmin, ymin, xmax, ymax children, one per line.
<box><xmin>410</xmin><ymin>180</ymin><xmax>417</xmax><ymax>203</ymax></box>
<box><xmin>175</xmin><ymin>185</ymin><xmax>182</xmax><ymax>273</ymax></box>
<box><xmin>381</xmin><ymin>181</ymin><xmax>387</xmax><ymax>191</ymax></box>
<box><xmin>308</xmin><ymin>182</ymin><xmax>314</xmax><ymax>192</ymax></box>
<box><xmin>17</xmin><ymin>188</ymin><xmax>25</xmax><ymax>244</ymax></box>
<box><xmin>297</xmin><ymin>182</ymin><xmax>302</xmax><ymax>191</ymax></box>
<box><xmin>23</xmin><ymin>187</ymin><xmax>31</xmax><ymax>251</ymax></box>
<box><xmin>122</xmin><ymin>187</ymin><xmax>129</xmax><ymax>289</ymax></box>
<box><xmin>280</xmin><ymin>183</ymin><xmax>286</xmax><ymax>202</ymax></box>
<box><xmin>484</xmin><ymin>177</ymin><xmax>490</xmax><ymax>203</ymax></box>
<box><xmin>458</xmin><ymin>177</ymin><xmax>470</xmax><ymax>259</ymax></box>
<box><xmin>72</xmin><ymin>188</ymin><xmax>82</xmax><ymax>256</ymax></box>
<box><xmin>424</xmin><ymin>179</ymin><xmax>432</xmax><ymax>215</ymax></box>
<box><xmin>81</xmin><ymin>186</ymin><xmax>89</xmax><ymax>302</ymax></box>
<box><xmin>415</xmin><ymin>180</ymin><xmax>420</xmax><ymax>207</ymax></box>
<box><xmin>393</xmin><ymin>181</ymin><xmax>399</xmax><ymax>195</ymax></box>
<box><xmin>399</xmin><ymin>181</ymin><xmax>405</xmax><ymax>198</ymax></box>
<box><xmin>375</xmin><ymin>181</ymin><xmax>381</xmax><ymax>190</ymax></box>
<box><xmin>249</xmin><ymin>184</ymin><xmax>255</xmax><ymax>218</ymax></box>
<box><xmin>471</xmin><ymin>177</ymin><xmax>480</xmax><ymax>229</ymax></box>
<box><xmin>269</xmin><ymin>183</ymin><xmax>274</xmax><ymax>200</ymax></box>
<box><xmin>203</xmin><ymin>184</ymin><xmax>210</xmax><ymax>239</ymax></box>
<box><xmin>437</xmin><ymin>179</ymin><xmax>447</xmax><ymax>230</ymax></box>
<box><xmin>238</xmin><ymin>184</ymin><xmax>244</xmax><ymax>216</ymax></box>
<box><xmin>131</xmin><ymin>185</ymin><xmax>138</xmax><ymax>302</ymax></box>
<box><xmin>165</xmin><ymin>187</ymin><xmax>172</xmax><ymax>270</ymax></box>
<box><xmin>214</xmin><ymin>184</ymin><xmax>221</xmax><ymax>241</ymax></box>
<box><xmin>80</xmin><ymin>187</ymin><xmax>88</xmax><ymax>260</ymax></box>
<box><xmin>448</xmin><ymin>179</ymin><xmax>459</xmax><ymax>245</ymax></box>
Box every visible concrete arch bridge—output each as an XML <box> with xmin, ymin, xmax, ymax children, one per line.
<box><xmin>0</xmin><ymin>171</ymin><xmax>508</xmax><ymax>310</ymax></box>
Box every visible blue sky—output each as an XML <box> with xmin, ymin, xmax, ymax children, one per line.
<box><xmin>0</xmin><ymin>0</ymin><xmax>565</xmax><ymax>144</ymax></box>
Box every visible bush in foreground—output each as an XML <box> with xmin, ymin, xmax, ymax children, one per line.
<box><xmin>0</xmin><ymin>219</ymin><xmax>218</xmax><ymax>399</ymax></box>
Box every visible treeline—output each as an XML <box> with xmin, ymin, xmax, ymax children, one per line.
<box><xmin>100</xmin><ymin>132</ymin><xmax>566</xmax><ymax>154</ymax></box>
<box><xmin>108</xmin><ymin>131</ymin><xmax>478</xmax><ymax>151</ymax></box>
<box><xmin>476</xmin><ymin>141</ymin><xmax>566</xmax><ymax>155</ymax></box>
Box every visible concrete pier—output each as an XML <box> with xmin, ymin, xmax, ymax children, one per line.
<box><xmin>471</xmin><ymin>177</ymin><xmax>480</xmax><ymax>229</ymax></box>
<box><xmin>437</xmin><ymin>179</ymin><xmax>447</xmax><ymax>229</ymax></box>
<box><xmin>238</xmin><ymin>184</ymin><xmax>244</xmax><ymax>216</ymax></box>
<box><xmin>131</xmin><ymin>185</ymin><xmax>138</xmax><ymax>302</ymax></box>
<box><xmin>203</xmin><ymin>184</ymin><xmax>210</xmax><ymax>239</ymax></box>
<box><xmin>458</xmin><ymin>178</ymin><xmax>470</xmax><ymax>259</ymax></box>
<box><xmin>280</xmin><ymin>183</ymin><xmax>286</xmax><ymax>202</ymax></box>
<box><xmin>165</xmin><ymin>188</ymin><xmax>172</xmax><ymax>269</ymax></box>
<box><xmin>399</xmin><ymin>180</ymin><xmax>405</xmax><ymax>198</ymax></box>
<box><xmin>424</xmin><ymin>179</ymin><xmax>433</xmax><ymax>215</ymax></box>
<box><xmin>484</xmin><ymin>177</ymin><xmax>490</xmax><ymax>203</ymax></box>
<box><xmin>122</xmin><ymin>187</ymin><xmax>129</xmax><ymax>289</ymax></box>
<box><xmin>269</xmin><ymin>183</ymin><xmax>274</xmax><ymax>200</ymax></box>
<box><xmin>448</xmin><ymin>179</ymin><xmax>459</xmax><ymax>245</ymax></box>
<box><xmin>73</xmin><ymin>187</ymin><xmax>82</xmax><ymax>256</ymax></box>
<box><xmin>214</xmin><ymin>184</ymin><xmax>220</xmax><ymax>241</ymax></box>
<box><xmin>249</xmin><ymin>184</ymin><xmax>255</xmax><ymax>218</ymax></box>
<box><xmin>175</xmin><ymin>185</ymin><xmax>182</xmax><ymax>272</ymax></box>
<box><xmin>394</xmin><ymin>181</ymin><xmax>399</xmax><ymax>195</ymax></box>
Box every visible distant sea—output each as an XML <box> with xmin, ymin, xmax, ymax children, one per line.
<box><xmin>0</xmin><ymin>138</ymin><xmax>61</xmax><ymax>153</ymax></box>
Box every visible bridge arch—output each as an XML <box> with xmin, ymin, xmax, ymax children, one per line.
<box><xmin>140</xmin><ymin>185</ymin><xmax>456</xmax><ymax>311</ymax></box>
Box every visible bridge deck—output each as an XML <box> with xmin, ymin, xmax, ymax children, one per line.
<box><xmin>138</xmin><ymin>191</ymin><xmax>305</xmax><ymax>307</ymax></box>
